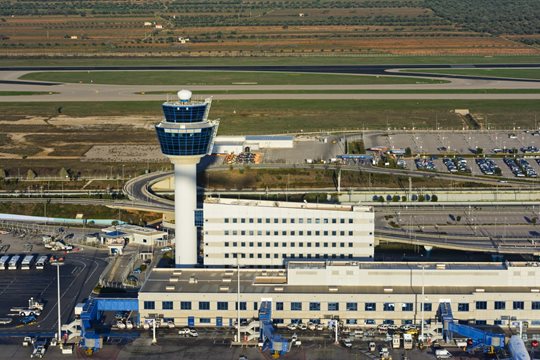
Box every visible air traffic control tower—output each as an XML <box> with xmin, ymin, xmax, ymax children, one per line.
<box><xmin>155</xmin><ymin>90</ymin><xmax>219</xmax><ymax>267</ymax></box>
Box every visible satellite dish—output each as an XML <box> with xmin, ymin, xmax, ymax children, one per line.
<box><xmin>177</xmin><ymin>89</ymin><xmax>192</xmax><ymax>102</ymax></box>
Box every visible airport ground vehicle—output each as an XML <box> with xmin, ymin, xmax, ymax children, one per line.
<box><xmin>435</xmin><ymin>349</ymin><xmax>452</xmax><ymax>359</ymax></box>
<box><xmin>403</xmin><ymin>333</ymin><xmax>413</xmax><ymax>350</ymax></box>
<box><xmin>21</xmin><ymin>255</ymin><xmax>34</xmax><ymax>270</ymax></box>
<box><xmin>35</xmin><ymin>256</ymin><xmax>48</xmax><ymax>270</ymax></box>
<box><xmin>0</xmin><ymin>255</ymin><xmax>10</xmax><ymax>270</ymax></box>
<box><xmin>8</xmin><ymin>255</ymin><xmax>20</xmax><ymax>270</ymax></box>
<box><xmin>392</xmin><ymin>334</ymin><xmax>401</xmax><ymax>349</ymax></box>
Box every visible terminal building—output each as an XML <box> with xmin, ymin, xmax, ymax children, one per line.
<box><xmin>202</xmin><ymin>198</ymin><xmax>374</xmax><ymax>267</ymax></box>
<box><xmin>146</xmin><ymin>90</ymin><xmax>540</xmax><ymax>330</ymax></box>
<box><xmin>139</xmin><ymin>261</ymin><xmax>540</xmax><ymax>328</ymax></box>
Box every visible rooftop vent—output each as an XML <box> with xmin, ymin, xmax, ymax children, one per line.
<box><xmin>165</xmin><ymin>285</ymin><xmax>175</xmax><ymax>291</ymax></box>
<box><xmin>274</xmin><ymin>287</ymin><xmax>284</xmax><ymax>292</ymax></box>
<box><xmin>222</xmin><ymin>277</ymin><xmax>232</xmax><ymax>283</ymax></box>
<box><xmin>436</xmin><ymin>264</ymin><xmax>446</xmax><ymax>270</ymax></box>
<box><xmin>475</xmin><ymin>288</ymin><xmax>485</xmax><ymax>293</ymax></box>
<box><xmin>169</xmin><ymin>277</ymin><xmax>179</xmax><ymax>283</ymax></box>
<box><xmin>173</xmin><ymin>271</ymin><xmax>182</xmax><ymax>276</ymax></box>
<box><xmin>384</xmin><ymin>288</ymin><xmax>393</xmax><ymax>293</ymax></box>
<box><xmin>329</xmin><ymin>287</ymin><xmax>338</xmax><ymax>292</ymax></box>
<box><xmin>219</xmin><ymin>286</ymin><xmax>230</xmax><ymax>292</ymax></box>
<box><xmin>532</xmin><ymin>289</ymin><xmax>539</xmax><ymax>293</ymax></box>
<box><xmin>189</xmin><ymin>276</ymin><xmax>198</xmax><ymax>284</ymax></box>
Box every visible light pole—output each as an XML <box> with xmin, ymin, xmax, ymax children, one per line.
<box><xmin>236</xmin><ymin>255</ymin><xmax>241</xmax><ymax>343</ymax></box>
<box><xmin>52</xmin><ymin>261</ymin><xmax>64</xmax><ymax>349</ymax></box>
<box><xmin>420</xmin><ymin>264</ymin><xmax>426</xmax><ymax>343</ymax></box>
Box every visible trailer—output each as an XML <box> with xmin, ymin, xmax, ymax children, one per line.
<box><xmin>0</xmin><ymin>255</ymin><xmax>10</xmax><ymax>270</ymax></box>
<box><xmin>21</xmin><ymin>255</ymin><xmax>34</xmax><ymax>270</ymax></box>
<box><xmin>8</xmin><ymin>255</ymin><xmax>20</xmax><ymax>270</ymax></box>
<box><xmin>35</xmin><ymin>256</ymin><xmax>48</xmax><ymax>270</ymax></box>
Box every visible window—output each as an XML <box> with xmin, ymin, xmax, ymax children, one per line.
<box><xmin>274</xmin><ymin>218</ymin><xmax>278</xmax><ymax>224</ymax></box>
<box><xmin>328</xmin><ymin>302</ymin><xmax>339</xmax><ymax>311</ymax></box>
<box><xmin>257</xmin><ymin>218</ymin><xmax>262</xmax><ymax>223</ymax></box>
<box><xmin>200</xmin><ymin>318</ymin><xmax>211</xmax><ymax>324</ymax></box>
<box><xmin>162</xmin><ymin>301</ymin><xmax>173</xmax><ymax>310</ymax></box>
<box><xmin>224</xmin><ymin>231</ymin><xmax>229</xmax><ymax>236</ymax></box>
<box><xmin>332</xmin><ymin>218</ymin><xmax>337</xmax><ymax>224</ymax></box>
<box><xmin>340</xmin><ymin>219</ymin><xmax>345</xmax><ymax>224</ymax></box>
<box><xmin>383</xmin><ymin>303</ymin><xmax>395</xmax><ymax>312</ymax></box>
<box><xmin>282</xmin><ymin>218</ymin><xmax>287</xmax><ymax>223</ymax></box>
<box><xmin>315</xmin><ymin>219</ymin><xmax>320</xmax><ymax>224</ymax></box>
<box><xmin>291</xmin><ymin>218</ymin><xmax>295</xmax><ymax>224</ymax></box>
<box><xmin>224</xmin><ymin>218</ymin><xmax>229</xmax><ymax>223</ymax></box>
<box><xmin>513</xmin><ymin>301</ymin><xmax>525</xmax><ymax>310</ymax></box>
<box><xmin>458</xmin><ymin>303</ymin><xmax>469</xmax><ymax>312</ymax></box>
<box><xmin>276</xmin><ymin>302</ymin><xmax>284</xmax><ymax>311</ymax></box>
<box><xmin>291</xmin><ymin>302</ymin><xmax>302</xmax><ymax>311</ymax></box>
<box><xmin>476</xmin><ymin>301</ymin><xmax>487</xmax><ymax>310</ymax></box>
<box><xmin>236</xmin><ymin>302</ymin><xmax>247</xmax><ymax>311</ymax></box>
<box><xmin>307</xmin><ymin>219</ymin><xmax>312</xmax><ymax>224</ymax></box>
<box><xmin>324</xmin><ymin>231</ymin><xmax>329</xmax><ymax>236</ymax></box>
<box><xmin>249</xmin><ymin>218</ymin><xmax>254</xmax><ymax>223</ymax></box>
<box><xmin>365</xmin><ymin>303</ymin><xmax>376</xmax><ymax>311</ymax></box>
<box><xmin>332</xmin><ymin>231</ymin><xmax>337</xmax><ymax>236</ymax></box>
<box><xmin>423</xmin><ymin>303</ymin><xmax>432</xmax><ymax>312</ymax></box>
<box><xmin>144</xmin><ymin>301</ymin><xmax>155</xmax><ymax>310</ymax></box>
<box><xmin>232</xmin><ymin>218</ymin><xmax>237</xmax><ymax>223</ymax></box>
<box><xmin>346</xmin><ymin>319</ymin><xmax>357</xmax><ymax>325</ymax></box>
<box><xmin>180</xmin><ymin>301</ymin><xmax>192</xmax><ymax>310</ymax></box>
<box><xmin>241</xmin><ymin>218</ymin><xmax>245</xmax><ymax>223</ymax></box>
<box><xmin>532</xmin><ymin>301</ymin><xmax>540</xmax><ymax>310</ymax></box>
<box><xmin>475</xmin><ymin>320</ymin><xmax>487</xmax><ymax>325</ymax></box>
<box><xmin>349</xmin><ymin>219</ymin><xmax>353</xmax><ymax>224</ymax></box>
<box><xmin>225</xmin><ymin>242</ymin><xmax>229</xmax><ymax>247</ymax></box>
<box><xmin>365</xmin><ymin>319</ymin><xmax>375</xmax><ymax>325</ymax></box>
<box><xmin>323</xmin><ymin>219</ymin><xmax>329</xmax><ymax>224</ymax></box>
<box><xmin>299</xmin><ymin>219</ymin><xmax>304</xmax><ymax>224</ymax></box>
<box><xmin>217</xmin><ymin>302</ymin><xmax>228</xmax><ymax>310</ymax></box>
<box><xmin>309</xmin><ymin>302</ymin><xmax>321</xmax><ymax>311</ymax></box>
<box><xmin>254</xmin><ymin>302</ymin><xmax>258</xmax><ymax>311</ymax></box>
<box><xmin>348</xmin><ymin>231</ymin><xmax>353</xmax><ymax>236</ymax></box>
<box><xmin>494</xmin><ymin>301</ymin><xmax>506</xmax><ymax>310</ymax></box>
<box><xmin>241</xmin><ymin>231</ymin><xmax>245</xmax><ymax>236</ymax></box>
<box><xmin>199</xmin><ymin>301</ymin><xmax>210</xmax><ymax>310</ymax></box>
<box><xmin>402</xmin><ymin>303</ymin><xmax>413</xmax><ymax>312</ymax></box>
<box><xmin>266</xmin><ymin>218</ymin><xmax>270</xmax><ymax>223</ymax></box>
<box><xmin>346</xmin><ymin>302</ymin><xmax>358</xmax><ymax>311</ymax></box>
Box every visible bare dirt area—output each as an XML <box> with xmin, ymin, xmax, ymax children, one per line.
<box><xmin>0</xmin><ymin>115</ymin><xmax>157</xmax><ymax>160</ymax></box>
<box><xmin>83</xmin><ymin>145</ymin><xmax>166</xmax><ymax>163</ymax></box>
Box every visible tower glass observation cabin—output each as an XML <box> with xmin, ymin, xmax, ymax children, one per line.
<box><xmin>155</xmin><ymin>90</ymin><xmax>219</xmax><ymax>267</ymax></box>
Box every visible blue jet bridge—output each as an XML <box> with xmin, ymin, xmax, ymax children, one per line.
<box><xmin>259</xmin><ymin>300</ymin><xmax>290</xmax><ymax>357</ymax></box>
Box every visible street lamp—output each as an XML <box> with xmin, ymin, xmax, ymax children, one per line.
<box><xmin>52</xmin><ymin>261</ymin><xmax>65</xmax><ymax>349</ymax></box>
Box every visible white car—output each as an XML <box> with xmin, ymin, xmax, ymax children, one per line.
<box><xmin>307</xmin><ymin>322</ymin><xmax>316</xmax><ymax>331</ymax></box>
<box><xmin>179</xmin><ymin>328</ymin><xmax>198</xmax><ymax>336</ymax></box>
<box><xmin>160</xmin><ymin>246</ymin><xmax>173</xmax><ymax>253</ymax></box>
<box><xmin>298</xmin><ymin>323</ymin><xmax>307</xmax><ymax>331</ymax></box>
<box><xmin>315</xmin><ymin>323</ymin><xmax>325</xmax><ymax>331</ymax></box>
<box><xmin>125</xmin><ymin>320</ymin><xmax>133</xmax><ymax>330</ymax></box>
<box><xmin>341</xmin><ymin>338</ymin><xmax>353</xmax><ymax>348</ymax></box>
<box><xmin>166</xmin><ymin>321</ymin><xmax>175</xmax><ymax>329</ymax></box>
<box><xmin>287</xmin><ymin>323</ymin><xmax>298</xmax><ymax>331</ymax></box>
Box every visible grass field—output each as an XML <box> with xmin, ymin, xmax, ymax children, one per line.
<box><xmin>142</xmin><ymin>89</ymin><xmax>540</xmax><ymax>95</ymax></box>
<box><xmin>408</xmin><ymin>68</ymin><xmax>540</xmax><ymax>80</ymax></box>
<box><xmin>2</xmin><ymin>99</ymin><xmax>540</xmax><ymax>132</ymax></box>
<box><xmin>20</xmin><ymin>71</ymin><xmax>446</xmax><ymax>85</ymax></box>
<box><xmin>0</xmin><ymin>91</ymin><xmax>54</xmax><ymax>96</ymax></box>
<box><xmin>2</xmin><ymin>56</ymin><xmax>540</xmax><ymax>67</ymax></box>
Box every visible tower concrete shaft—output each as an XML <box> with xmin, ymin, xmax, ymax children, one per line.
<box><xmin>155</xmin><ymin>90</ymin><xmax>218</xmax><ymax>267</ymax></box>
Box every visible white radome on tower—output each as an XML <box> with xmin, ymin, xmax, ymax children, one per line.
<box><xmin>177</xmin><ymin>89</ymin><xmax>192</xmax><ymax>102</ymax></box>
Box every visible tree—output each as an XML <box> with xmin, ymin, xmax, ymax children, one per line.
<box><xmin>0</xmin><ymin>168</ymin><xmax>5</xmax><ymax>179</ymax></box>
<box><xmin>405</xmin><ymin>147</ymin><xmax>412</xmax><ymax>157</ymax></box>
<box><xmin>431</xmin><ymin>194</ymin><xmax>438</xmax><ymax>202</ymax></box>
<box><xmin>59</xmin><ymin>167</ymin><xmax>69</xmax><ymax>179</ymax></box>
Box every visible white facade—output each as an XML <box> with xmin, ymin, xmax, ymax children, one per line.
<box><xmin>139</xmin><ymin>261</ymin><xmax>540</xmax><ymax>329</ymax></box>
<box><xmin>202</xmin><ymin>198</ymin><xmax>374</xmax><ymax>266</ymax></box>
<box><xmin>102</xmin><ymin>225</ymin><xmax>167</xmax><ymax>246</ymax></box>
<box><xmin>212</xmin><ymin>135</ymin><xmax>294</xmax><ymax>154</ymax></box>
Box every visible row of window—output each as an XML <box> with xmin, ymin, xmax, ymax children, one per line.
<box><xmin>224</xmin><ymin>217</ymin><xmax>355</xmax><ymax>225</ymax></box>
<box><xmin>222</xmin><ymin>253</ymin><xmax>366</xmax><ymax>260</ymax></box>
<box><xmin>223</xmin><ymin>241</ymin><xmax>356</xmax><ymax>247</ymax></box>
<box><xmin>144</xmin><ymin>300</ymin><xmax>540</xmax><ymax>312</ymax></box>
<box><xmin>222</xmin><ymin>230</ymin><xmax>358</xmax><ymax>237</ymax></box>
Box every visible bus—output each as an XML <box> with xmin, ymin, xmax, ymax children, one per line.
<box><xmin>21</xmin><ymin>255</ymin><xmax>34</xmax><ymax>270</ymax></box>
<box><xmin>8</xmin><ymin>255</ymin><xmax>20</xmax><ymax>270</ymax></box>
<box><xmin>0</xmin><ymin>255</ymin><xmax>10</xmax><ymax>270</ymax></box>
<box><xmin>35</xmin><ymin>255</ymin><xmax>48</xmax><ymax>270</ymax></box>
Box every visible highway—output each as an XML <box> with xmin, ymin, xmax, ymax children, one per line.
<box><xmin>0</xmin><ymin>64</ymin><xmax>540</xmax><ymax>102</ymax></box>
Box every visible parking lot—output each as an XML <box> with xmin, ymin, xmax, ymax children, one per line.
<box><xmin>0</xmin><ymin>231</ymin><xmax>109</xmax><ymax>333</ymax></box>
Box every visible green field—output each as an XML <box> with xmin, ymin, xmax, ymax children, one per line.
<box><xmin>408</xmin><ymin>68</ymin><xmax>540</xmax><ymax>80</ymax></box>
<box><xmin>3</xmin><ymin>99</ymin><xmax>540</xmax><ymax>133</ymax></box>
<box><xmin>3</xmin><ymin>55</ymin><xmax>540</xmax><ymax>67</ymax></box>
<box><xmin>0</xmin><ymin>91</ymin><xmax>53</xmax><ymax>96</ymax></box>
<box><xmin>142</xmin><ymin>89</ymin><xmax>540</xmax><ymax>95</ymax></box>
<box><xmin>20</xmin><ymin>71</ymin><xmax>445</xmax><ymax>85</ymax></box>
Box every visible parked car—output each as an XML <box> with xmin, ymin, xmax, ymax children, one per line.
<box><xmin>287</xmin><ymin>323</ymin><xmax>298</xmax><ymax>331</ymax></box>
<box><xmin>178</xmin><ymin>328</ymin><xmax>198</xmax><ymax>337</ymax></box>
<box><xmin>160</xmin><ymin>246</ymin><xmax>173</xmax><ymax>253</ymax></box>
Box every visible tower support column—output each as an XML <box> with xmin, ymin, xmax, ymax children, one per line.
<box><xmin>172</xmin><ymin>158</ymin><xmax>199</xmax><ymax>267</ymax></box>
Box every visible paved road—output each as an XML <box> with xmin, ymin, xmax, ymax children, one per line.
<box><xmin>0</xmin><ymin>64</ymin><xmax>540</xmax><ymax>101</ymax></box>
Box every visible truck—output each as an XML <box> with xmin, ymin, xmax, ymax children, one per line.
<box><xmin>21</xmin><ymin>255</ymin><xmax>34</xmax><ymax>270</ymax></box>
<box><xmin>8</xmin><ymin>255</ymin><xmax>20</xmax><ymax>270</ymax></box>
<box><xmin>35</xmin><ymin>256</ymin><xmax>48</xmax><ymax>270</ymax></box>
<box><xmin>0</xmin><ymin>255</ymin><xmax>10</xmax><ymax>270</ymax></box>
<box><xmin>392</xmin><ymin>334</ymin><xmax>401</xmax><ymax>349</ymax></box>
<box><xmin>403</xmin><ymin>333</ymin><xmax>413</xmax><ymax>350</ymax></box>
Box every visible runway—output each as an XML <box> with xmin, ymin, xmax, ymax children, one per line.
<box><xmin>0</xmin><ymin>64</ymin><xmax>540</xmax><ymax>102</ymax></box>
